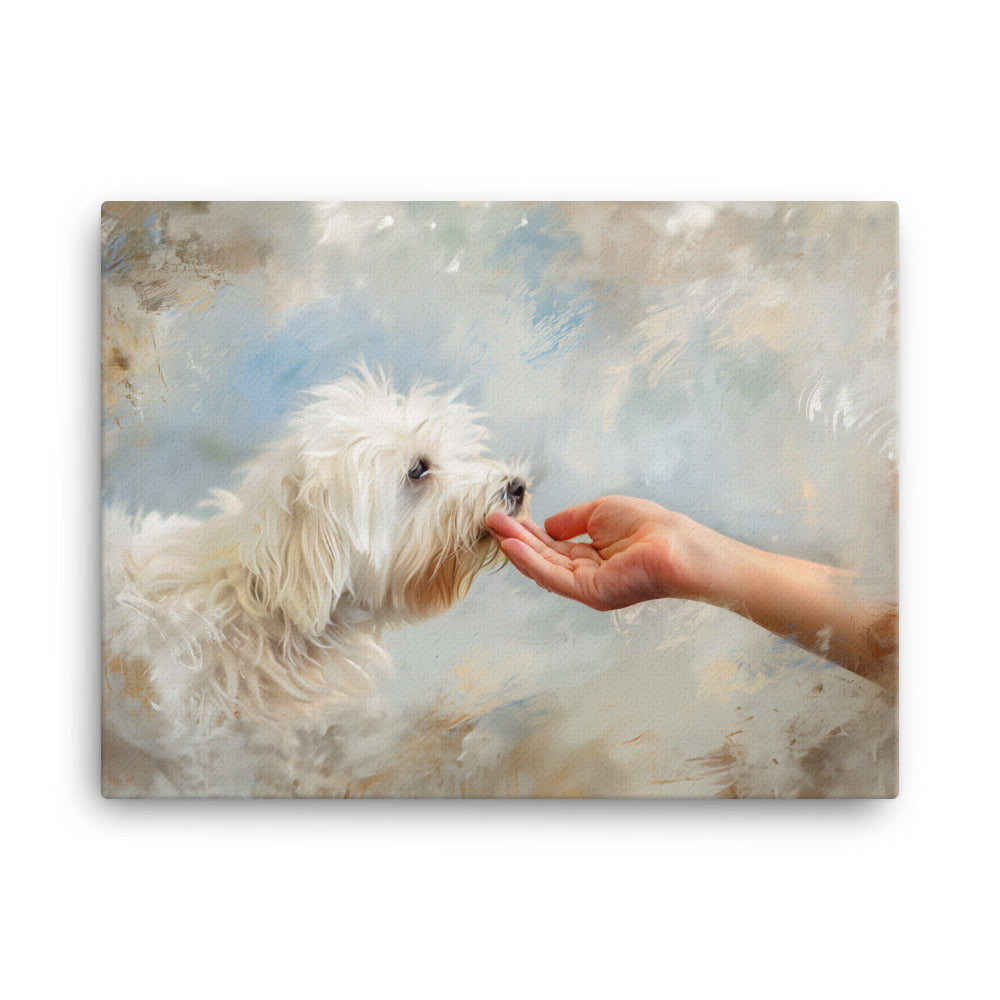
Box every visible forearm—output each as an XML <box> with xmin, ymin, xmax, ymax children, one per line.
<box><xmin>680</xmin><ymin>525</ymin><xmax>898</xmax><ymax>691</ymax></box>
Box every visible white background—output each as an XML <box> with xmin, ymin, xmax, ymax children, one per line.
<box><xmin>5</xmin><ymin>2</ymin><xmax>995</xmax><ymax>996</ymax></box>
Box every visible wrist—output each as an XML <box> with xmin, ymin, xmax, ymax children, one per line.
<box><xmin>657</xmin><ymin>513</ymin><xmax>741</xmax><ymax>603</ymax></box>
<box><xmin>690</xmin><ymin>528</ymin><xmax>783</xmax><ymax>611</ymax></box>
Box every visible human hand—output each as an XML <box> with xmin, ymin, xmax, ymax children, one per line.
<box><xmin>487</xmin><ymin>495</ymin><xmax>705</xmax><ymax>611</ymax></box>
<box><xmin>489</xmin><ymin>494</ymin><xmax>898</xmax><ymax>690</ymax></box>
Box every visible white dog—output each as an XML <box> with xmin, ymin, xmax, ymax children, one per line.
<box><xmin>102</xmin><ymin>367</ymin><xmax>528</xmax><ymax>795</ymax></box>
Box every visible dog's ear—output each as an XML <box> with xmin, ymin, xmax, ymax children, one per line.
<box><xmin>240</xmin><ymin>467</ymin><xmax>350</xmax><ymax>636</ymax></box>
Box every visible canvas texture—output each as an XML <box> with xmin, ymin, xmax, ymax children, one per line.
<box><xmin>101</xmin><ymin>201</ymin><xmax>898</xmax><ymax>798</ymax></box>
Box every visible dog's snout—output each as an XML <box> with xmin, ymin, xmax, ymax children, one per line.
<box><xmin>504</xmin><ymin>477</ymin><xmax>526</xmax><ymax>511</ymax></box>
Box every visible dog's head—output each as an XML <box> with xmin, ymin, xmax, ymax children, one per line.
<box><xmin>238</xmin><ymin>368</ymin><xmax>528</xmax><ymax>634</ymax></box>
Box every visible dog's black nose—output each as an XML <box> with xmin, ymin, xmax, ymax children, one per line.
<box><xmin>504</xmin><ymin>477</ymin><xmax>526</xmax><ymax>510</ymax></box>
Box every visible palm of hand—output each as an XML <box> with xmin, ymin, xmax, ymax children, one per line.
<box><xmin>489</xmin><ymin>497</ymin><xmax>685</xmax><ymax>611</ymax></box>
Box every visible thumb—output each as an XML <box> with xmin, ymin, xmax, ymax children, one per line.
<box><xmin>544</xmin><ymin>499</ymin><xmax>600</xmax><ymax>540</ymax></box>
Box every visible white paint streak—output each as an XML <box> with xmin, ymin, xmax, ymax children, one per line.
<box><xmin>665</xmin><ymin>202</ymin><xmax>718</xmax><ymax>237</ymax></box>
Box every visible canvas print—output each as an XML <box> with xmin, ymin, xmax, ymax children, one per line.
<box><xmin>101</xmin><ymin>201</ymin><xmax>898</xmax><ymax>798</ymax></box>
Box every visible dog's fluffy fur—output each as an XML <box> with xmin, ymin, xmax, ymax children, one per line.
<box><xmin>102</xmin><ymin>368</ymin><xmax>528</xmax><ymax>794</ymax></box>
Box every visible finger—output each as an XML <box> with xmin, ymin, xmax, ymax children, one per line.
<box><xmin>544</xmin><ymin>499</ymin><xmax>601</xmax><ymax>541</ymax></box>
<box><xmin>488</xmin><ymin>513</ymin><xmax>576</xmax><ymax>566</ymax></box>
<box><xmin>487</xmin><ymin>510</ymin><xmax>520</xmax><ymax>539</ymax></box>
<box><xmin>499</xmin><ymin>538</ymin><xmax>584</xmax><ymax>599</ymax></box>
<box><xmin>487</xmin><ymin>511</ymin><xmax>543</xmax><ymax>546</ymax></box>
<box><xmin>520</xmin><ymin>518</ymin><xmax>580</xmax><ymax>558</ymax></box>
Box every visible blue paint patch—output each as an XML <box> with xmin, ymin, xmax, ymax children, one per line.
<box><xmin>522</xmin><ymin>287</ymin><xmax>597</xmax><ymax>365</ymax></box>
<box><xmin>101</xmin><ymin>228</ymin><xmax>131</xmax><ymax>276</ymax></box>
<box><xmin>487</xmin><ymin>206</ymin><xmax>597</xmax><ymax>365</ymax></box>
<box><xmin>142</xmin><ymin>210</ymin><xmax>165</xmax><ymax>247</ymax></box>
<box><xmin>217</xmin><ymin>296</ymin><xmax>395</xmax><ymax>438</ymax></box>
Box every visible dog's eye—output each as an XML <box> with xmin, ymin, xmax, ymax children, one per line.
<box><xmin>407</xmin><ymin>458</ymin><xmax>430</xmax><ymax>481</ymax></box>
